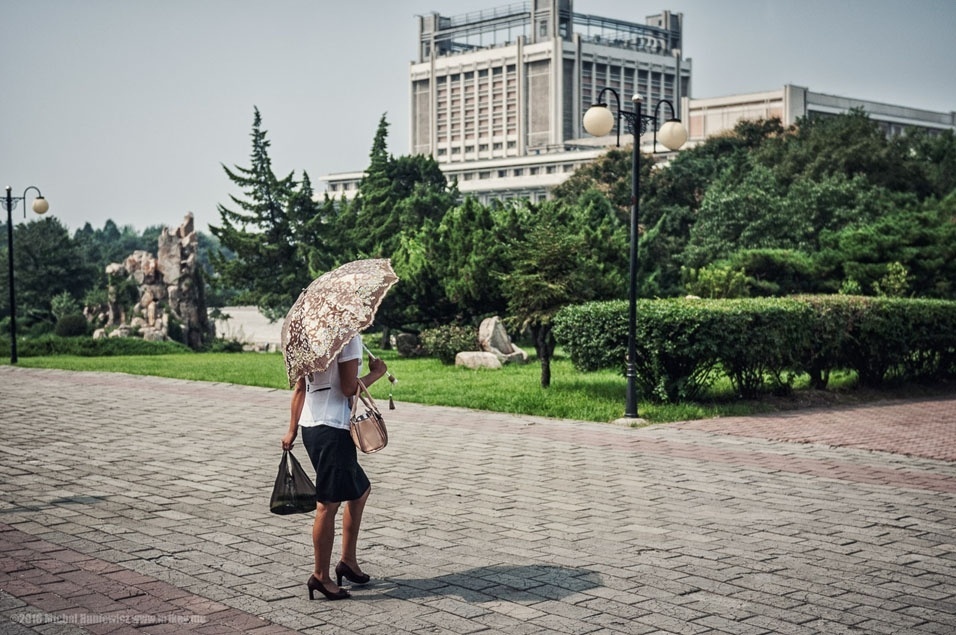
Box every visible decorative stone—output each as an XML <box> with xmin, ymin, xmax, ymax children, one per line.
<box><xmin>141</xmin><ymin>327</ymin><xmax>166</xmax><ymax>342</ymax></box>
<box><xmin>455</xmin><ymin>351</ymin><xmax>503</xmax><ymax>370</ymax></box>
<box><xmin>105</xmin><ymin>263</ymin><xmax>125</xmax><ymax>277</ymax></box>
<box><xmin>478</xmin><ymin>316</ymin><xmax>528</xmax><ymax>364</ymax></box>
<box><xmin>98</xmin><ymin>213</ymin><xmax>214</xmax><ymax>349</ymax></box>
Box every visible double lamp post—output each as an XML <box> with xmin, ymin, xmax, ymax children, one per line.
<box><xmin>4</xmin><ymin>185</ymin><xmax>50</xmax><ymax>364</ymax></box>
<box><xmin>582</xmin><ymin>89</ymin><xmax>687</xmax><ymax>419</ymax></box>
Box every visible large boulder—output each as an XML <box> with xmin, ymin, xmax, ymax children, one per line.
<box><xmin>478</xmin><ymin>316</ymin><xmax>528</xmax><ymax>364</ymax></box>
<box><xmin>455</xmin><ymin>351</ymin><xmax>503</xmax><ymax>370</ymax></box>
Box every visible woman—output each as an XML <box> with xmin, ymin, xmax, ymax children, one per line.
<box><xmin>281</xmin><ymin>333</ymin><xmax>388</xmax><ymax>601</ymax></box>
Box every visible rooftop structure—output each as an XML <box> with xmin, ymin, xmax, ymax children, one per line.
<box><xmin>324</xmin><ymin>0</ymin><xmax>690</xmax><ymax>202</ymax></box>
<box><xmin>321</xmin><ymin>3</ymin><xmax>955</xmax><ymax>205</ymax></box>
<box><xmin>411</xmin><ymin>0</ymin><xmax>688</xmax><ymax>165</ymax></box>
<box><xmin>684</xmin><ymin>85</ymin><xmax>956</xmax><ymax>144</ymax></box>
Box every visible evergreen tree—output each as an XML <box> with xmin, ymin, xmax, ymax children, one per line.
<box><xmin>209</xmin><ymin>107</ymin><xmax>313</xmax><ymax>321</ymax></box>
<box><xmin>432</xmin><ymin>197</ymin><xmax>509</xmax><ymax>320</ymax></box>
<box><xmin>906</xmin><ymin>128</ymin><xmax>956</xmax><ymax>199</ymax></box>
<box><xmin>1</xmin><ymin>217</ymin><xmax>97</xmax><ymax>330</ymax></box>
<box><xmin>501</xmin><ymin>217</ymin><xmax>598</xmax><ymax>387</ymax></box>
<box><xmin>338</xmin><ymin>114</ymin><xmax>458</xmax><ymax>335</ymax></box>
<box><xmin>345</xmin><ymin>115</ymin><xmax>457</xmax><ymax>260</ymax></box>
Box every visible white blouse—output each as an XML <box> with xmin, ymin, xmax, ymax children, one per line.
<box><xmin>298</xmin><ymin>335</ymin><xmax>362</xmax><ymax>430</ymax></box>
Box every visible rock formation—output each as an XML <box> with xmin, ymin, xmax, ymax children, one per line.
<box><xmin>95</xmin><ymin>213</ymin><xmax>213</xmax><ymax>349</ymax></box>
<box><xmin>454</xmin><ymin>316</ymin><xmax>528</xmax><ymax>369</ymax></box>
<box><xmin>477</xmin><ymin>316</ymin><xmax>528</xmax><ymax>364</ymax></box>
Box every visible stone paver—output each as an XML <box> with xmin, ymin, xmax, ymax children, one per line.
<box><xmin>0</xmin><ymin>366</ymin><xmax>954</xmax><ymax>634</ymax></box>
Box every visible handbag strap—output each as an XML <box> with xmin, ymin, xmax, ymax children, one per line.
<box><xmin>352</xmin><ymin>379</ymin><xmax>380</xmax><ymax>414</ymax></box>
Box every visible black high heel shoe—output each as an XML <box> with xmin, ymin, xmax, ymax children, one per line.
<box><xmin>335</xmin><ymin>561</ymin><xmax>371</xmax><ymax>586</ymax></box>
<box><xmin>307</xmin><ymin>575</ymin><xmax>350</xmax><ymax>601</ymax></box>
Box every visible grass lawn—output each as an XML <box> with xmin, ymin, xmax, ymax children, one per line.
<box><xmin>10</xmin><ymin>347</ymin><xmax>950</xmax><ymax>425</ymax></box>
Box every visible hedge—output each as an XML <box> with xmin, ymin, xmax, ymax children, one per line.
<box><xmin>0</xmin><ymin>334</ymin><xmax>193</xmax><ymax>358</ymax></box>
<box><xmin>553</xmin><ymin>295</ymin><xmax>956</xmax><ymax>402</ymax></box>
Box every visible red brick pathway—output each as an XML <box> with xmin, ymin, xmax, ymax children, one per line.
<box><xmin>0</xmin><ymin>523</ymin><xmax>296</xmax><ymax>635</ymax></box>
<box><xmin>2</xmin><ymin>367</ymin><xmax>954</xmax><ymax>634</ymax></box>
<box><xmin>669</xmin><ymin>397</ymin><xmax>956</xmax><ymax>461</ymax></box>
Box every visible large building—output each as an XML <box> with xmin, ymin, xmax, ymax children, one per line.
<box><xmin>324</xmin><ymin>0</ymin><xmax>690</xmax><ymax>203</ymax></box>
<box><xmin>684</xmin><ymin>84</ymin><xmax>956</xmax><ymax>144</ymax></box>
<box><xmin>322</xmin><ymin>2</ymin><xmax>955</xmax><ymax>204</ymax></box>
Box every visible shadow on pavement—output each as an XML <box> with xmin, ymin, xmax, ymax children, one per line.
<box><xmin>358</xmin><ymin>564</ymin><xmax>602</xmax><ymax>603</ymax></box>
<box><xmin>0</xmin><ymin>494</ymin><xmax>112</xmax><ymax>513</ymax></box>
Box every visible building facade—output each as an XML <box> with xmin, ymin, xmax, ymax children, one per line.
<box><xmin>683</xmin><ymin>84</ymin><xmax>956</xmax><ymax>144</ymax></box>
<box><xmin>324</xmin><ymin>0</ymin><xmax>690</xmax><ymax>203</ymax></box>
<box><xmin>321</xmin><ymin>4</ymin><xmax>955</xmax><ymax>204</ymax></box>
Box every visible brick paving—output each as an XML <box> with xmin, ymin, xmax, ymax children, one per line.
<box><xmin>0</xmin><ymin>365</ymin><xmax>954</xmax><ymax>634</ymax></box>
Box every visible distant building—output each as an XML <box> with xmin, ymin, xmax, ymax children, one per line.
<box><xmin>321</xmin><ymin>4</ymin><xmax>956</xmax><ymax>205</ymax></box>
<box><xmin>323</xmin><ymin>0</ymin><xmax>689</xmax><ymax>203</ymax></box>
<box><xmin>683</xmin><ymin>84</ymin><xmax>956</xmax><ymax>144</ymax></box>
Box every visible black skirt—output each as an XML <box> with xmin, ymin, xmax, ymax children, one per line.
<box><xmin>301</xmin><ymin>425</ymin><xmax>371</xmax><ymax>503</ymax></box>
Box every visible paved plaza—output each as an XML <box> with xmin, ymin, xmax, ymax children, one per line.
<box><xmin>1</xmin><ymin>366</ymin><xmax>954</xmax><ymax>634</ymax></box>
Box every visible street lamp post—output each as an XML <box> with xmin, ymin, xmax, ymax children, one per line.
<box><xmin>582</xmin><ymin>89</ymin><xmax>687</xmax><ymax>419</ymax></box>
<box><xmin>4</xmin><ymin>185</ymin><xmax>50</xmax><ymax>364</ymax></box>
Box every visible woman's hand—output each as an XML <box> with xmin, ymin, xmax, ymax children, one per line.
<box><xmin>281</xmin><ymin>429</ymin><xmax>297</xmax><ymax>451</ymax></box>
<box><xmin>368</xmin><ymin>355</ymin><xmax>387</xmax><ymax>377</ymax></box>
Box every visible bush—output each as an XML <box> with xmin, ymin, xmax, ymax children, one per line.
<box><xmin>395</xmin><ymin>332</ymin><xmax>426</xmax><ymax>358</ymax></box>
<box><xmin>837</xmin><ymin>297</ymin><xmax>956</xmax><ymax>386</ymax></box>
<box><xmin>420</xmin><ymin>325</ymin><xmax>478</xmax><ymax>365</ymax></box>
<box><xmin>166</xmin><ymin>314</ymin><xmax>184</xmax><ymax>344</ymax></box>
<box><xmin>0</xmin><ymin>334</ymin><xmax>192</xmax><ymax>358</ymax></box>
<box><xmin>204</xmin><ymin>338</ymin><xmax>245</xmax><ymax>353</ymax></box>
<box><xmin>51</xmin><ymin>292</ymin><xmax>82</xmax><ymax>322</ymax></box>
<box><xmin>54</xmin><ymin>314</ymin><xmax>90</xmax><ymax>338</ymax></box>
<box><xmin>554</xmin><ymin>295</ymin><xmax>956</xmax><ymax>402</ymax></box>
<box><xmin>705</xmin><ymin>298</ymin><xmax>811</xmax><ymax>398</ymax></box>
<box><xmin>551</xmin><ymin>301</ymin><xmax>627</xmax><ymax>372</ymax></box>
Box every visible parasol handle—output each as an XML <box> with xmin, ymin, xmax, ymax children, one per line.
<box><xmin>363</xmin><ymin>343</ymin><xmax>397</xmax><ymax>410</ymax></box>
<box><xmin>362</xmin><ymin>344</ymin><xmax>397</xmax><ymax>384</ymax></box>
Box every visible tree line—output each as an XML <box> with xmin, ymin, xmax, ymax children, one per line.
<box><xmin>207</xmin><ymin>107</ymin><xmax>955</xmax><ymax>383</ymax></box>
<box><xmin>0</xmin><ymin>217</ymin><xmax>227</xmax><ymax>336</ymax></box>
<box><xmin>4</xmin><ymin>106</ymin><xmax>954</xmax><ymax>368</ymax></box>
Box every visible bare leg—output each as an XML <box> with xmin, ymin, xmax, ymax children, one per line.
<box><xmin>312</xmin><ymin>501</ymin><xmax>343</xmax><ymax>593</ymax></box>
<box><xmin>340</xmin><ymin>486</ymin><xmax>370</xmax><ymax>574</ymax></box>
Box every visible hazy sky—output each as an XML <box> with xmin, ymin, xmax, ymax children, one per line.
<box><xmin>3</xmin><ymin>0</ymin><xmax>954</xmax><ymax>234</ymax></box>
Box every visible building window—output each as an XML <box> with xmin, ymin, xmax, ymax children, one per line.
<box><xmin>498</xmin><ymin>169</ymin><xmax>507</xmax><ymax>178</ymax></box>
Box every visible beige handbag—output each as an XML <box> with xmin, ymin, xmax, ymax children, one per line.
<box><xmin>349</xmin><ymin>379</ymin><xmax>388</xmax><ymax>453</ymax></box>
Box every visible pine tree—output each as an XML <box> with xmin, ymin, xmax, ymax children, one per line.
<box><xmin>346</xmin><ymin>115</ymin><xmax>457</xmax><ymax>259</ymax></box>
<box><xmin>209</xmin><ymin>107</ymin><xmax>310</xmax><ymax>321</ymax></box>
